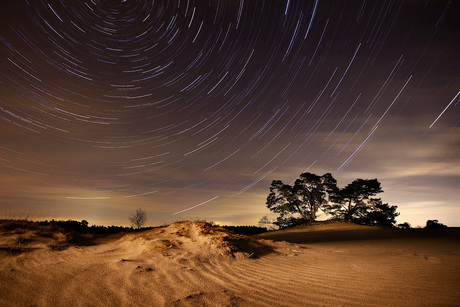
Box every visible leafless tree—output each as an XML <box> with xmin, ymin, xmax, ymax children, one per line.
<box><xmin>129</xmin><ymin>208</ymin><xmax>147</xmax><ymax>229</ymax></box>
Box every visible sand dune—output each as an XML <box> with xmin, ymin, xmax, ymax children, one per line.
<box><xmin>1</xmin><ymin>220</ymin><xmax>459</xmax><ymax>306</ymax></box>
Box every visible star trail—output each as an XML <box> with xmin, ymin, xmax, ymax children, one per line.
<box><xmin>1</xmin><ymin>0</ymin><xmax>458</xmax><ymax>227</ymax></box>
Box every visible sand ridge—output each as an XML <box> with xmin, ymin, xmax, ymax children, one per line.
<box><xmin>1</xmin><ymin>220</ymin><xmax>459</xmax><ymax>306</ymax></box>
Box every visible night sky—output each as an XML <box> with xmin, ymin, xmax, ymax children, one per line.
<box><xmin>1</xmin><ymin>0</ymin><xmax>458</xmax><ymax>227</ymax></box>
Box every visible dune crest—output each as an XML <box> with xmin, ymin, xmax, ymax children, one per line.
<box><xmin>114</xmin><ymin>221</ymin><xmax>272</xmax><ymax>261</ymax></box>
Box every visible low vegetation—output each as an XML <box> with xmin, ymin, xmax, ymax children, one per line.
<box><xmin>0</xmin><ymin>218</ymin><xmax>155</xmax><ymax>255</ymax></box>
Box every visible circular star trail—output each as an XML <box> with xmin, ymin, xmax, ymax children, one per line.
<box><xmin>0</xmin><ymin>0</ymin><xmax>458</xmax><ymax>226</ymax></box>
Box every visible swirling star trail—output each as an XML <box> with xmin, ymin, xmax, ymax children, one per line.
<box><xmin>1</xmin><ymin>0</ymin><xmax>458</xmax><ymax>226</ymax></box>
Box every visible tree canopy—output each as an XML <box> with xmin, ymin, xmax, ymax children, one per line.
<box><xmin>266</xmin><ymin>172</ymin><xmax>399</xmax><ymax>228</ymax></box>
<box><xmin>266</xmin><ymin>172</ymin><xmax>337</xmax><ymax>227</ymax></box>
<box><xmin>425</xmin><ymin>219</ymin><xmax>447</xmax><ymax>229</ymax></box>
<box><xmin>325</xmin><ymin>178</ymin><xmax>384</xmax><ymax>221</ymax></box>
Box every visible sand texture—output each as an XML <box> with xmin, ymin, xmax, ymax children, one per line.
<box><xmin>1</xmin><ymin>220</ymin><xmax>459</xmax><ymax>306</ymax></box>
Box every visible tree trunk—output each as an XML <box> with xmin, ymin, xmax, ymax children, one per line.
<box><xmin>311</xmin><ymin>201</ymin><xmax>316</xmax><ymax>220</ymax></box>
<box><xmin>294</xmin><ymin>203</ymin><xmax>308</xmax><ymax>221</ymax></box>
<box><xmin>345</xmin><ymin>200</ymin><xmax>353</xmax><ymax>220</ymax></box>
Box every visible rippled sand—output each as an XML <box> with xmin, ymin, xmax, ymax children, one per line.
<box><xmin>1</xmin><ymin>220</ymin><xmax>459</xmax><ymax>306</ymax></box>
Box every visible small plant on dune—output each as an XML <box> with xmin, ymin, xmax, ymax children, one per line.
<box><xmin>129</xmin><ymin>208</ymin><xmax>148</xmax><ymax>229</ymax></box>
<box><xmin>15</xmin><ymin>235</ymin><xmax>29</xmax><ymax>246</ymax></box>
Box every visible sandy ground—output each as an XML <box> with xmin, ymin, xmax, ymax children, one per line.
<box><xmin>0</xmin><ymin>220</ymin><xmax>459</xmax><ymax>306</ymax></box>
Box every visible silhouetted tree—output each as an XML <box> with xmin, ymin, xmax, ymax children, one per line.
<box><xmin>266</xmin><ymin>172</ymin><xmax>338</xmax><ymax>225</ymax></box>
<box><xmin>398</xmin><ymin>222</ymin><xmax>411</xmax><ymax>229</ymax></box>
<box><xmin>425</xmin><ymin>219</ymin><xmax>447</xmax><ymax>229</ymax></box>
<box><xmin>353</xmin><ymin>199</ymin><xmax>399</xmax><ymax>226</ymax></box>
<box><xmin>266</xmin><ymin>180</ymin><xmax>303</xmax><ymax>221</ymax></box>
<box><xmin>325</xmin><ymin>178</ymin><xmax>383</xmax><ymax>221</ymax></box>
<box><xmin>296</xmin><ymin>172</ymin><xmax>338</xmax><ymax>220</ymax></box>
<box><xmin>258</xmin><ymin>216</ymin><xmax>277</xmax><ymax>230</ymax></box>
<box><xmin>267</xmin><ymin>173</ymin><xmax>400</xmax><ymax>227</ymax></box>
<box><xmin>129</xmin><ymin>208</ymin><xmax>147</xmax><ymax>229</ymax></box>
<box><xmin>221</xmin><ymin>225</ymin><xmax>267</xmax><ymax>235</ymax></box>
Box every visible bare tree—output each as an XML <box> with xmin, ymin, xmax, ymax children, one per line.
<box><xmin>129</xmin><ymin>208</ymin><xmax>147</xmax><ymax>229</ymax></box>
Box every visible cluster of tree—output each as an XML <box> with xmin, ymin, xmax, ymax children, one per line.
<box><xmin>396</xmin><ymin>220</ymin><xmax>449</xmax><ymax>230</ymax></box>
<box><xmin>39</xmin><ymin>219</ymin><xmax>90</xmax><ymax>233</ymax></box>
<box><xmin>266</xmin><ymin>172</ymin><xmax>399</xmax><ymax>228</ymax></box>
<box><xmin>397</xmin><ymin>222</ymin><xmax>411</xmax><ymax>229</ymax></box>
<box><xmin>221</xmin><ymin>225</ymin><xmax>268</xmax><ymax>235</ymax></box>
<box><xmin>38</xmin><ymin>218</ymin><xmax>154</xmax><ymax>234</ymax></box>
<box><xmin>424</xmin><ymin>219</ymin><xmax>448</xmax><ymax>229</ymax></box>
